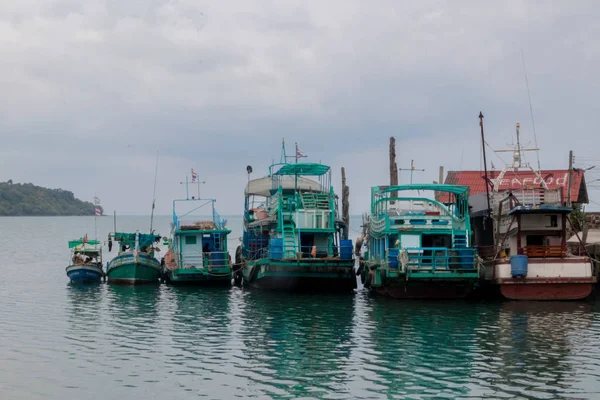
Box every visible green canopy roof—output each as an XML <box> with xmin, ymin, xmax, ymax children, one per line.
<box><xmin>374</xmin><ymin>184</ymin><xmax>470</xmax><ymax>196</ymax></box>
<box><xmin>274</xmin><ymin>163</ymin><xmax>331</xmax><ymax>176</ymax></box>
<box><xmin>69</xmin><ymin>239</ymin><xmax>101</xmax><ymax>248</ymax></box>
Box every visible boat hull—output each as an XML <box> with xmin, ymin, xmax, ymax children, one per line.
<box><xmin>66</xmin><ymin>264</ymin><xmax>104</xmax><ymax>283</ymax></box>
<box><xmin>371</xmin><ymin>282</ymin><xmax>475</xmax><ymax>299</ymax></box>
<box><xmin>494</xmin><ymin>258</ymin><xmax>595</xmax><ymax>300</ymax></box>
<box><xmin>242</xmin><ymin>259</ymin><xmax>357</xmax><ymax>292</ymax></box>
<box><xmin>499</xmin><ymin>278</ymin><xmax>594</xmax><ymax>301</ymax></box>
<box><xmin>107</xmin><ymin>254</ymin><xmax>161</xmax><ymax>284</ymax></box>
<box><xmin>165</xmin><ymin>268</ymin><xmax>232</xmax><ymax>285</ymax></box>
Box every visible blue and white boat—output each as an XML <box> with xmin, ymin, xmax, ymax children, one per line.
<box><xmin>66</xmin><ymin>237</ymin><xmax>104</xmax><ymax>283</ymax></box>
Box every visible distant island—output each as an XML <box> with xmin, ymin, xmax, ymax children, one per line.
<box><xmin>0</xmin><ymin>180</ymin><xmax>103</xmax><ymax>216</ymax></box>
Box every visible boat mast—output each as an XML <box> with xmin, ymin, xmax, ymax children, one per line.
<box><xmin>150</xmin><ymin>151</ymin><xmax>159</xmax><ymax>234</ymax></box>
<box><xmin>479</xmin><ymin>112</ymin><xmax>491</xmax><ymax>215</ymax></box>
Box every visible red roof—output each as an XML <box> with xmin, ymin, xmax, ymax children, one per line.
<box><xmin>444</xmin><ymin>169</ymin><xmax>588</xmax><ymax>203</ymax></box>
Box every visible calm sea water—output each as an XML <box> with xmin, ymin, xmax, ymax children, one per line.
<box><xmin>1</xmin><ymin>216</ymin><xmax>600</xmax><ymax>399</ymax></box>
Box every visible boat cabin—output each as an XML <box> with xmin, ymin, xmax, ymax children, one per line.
<box><xmin>493</xmin><ymin>188</ymin><xmax>570</xmax><ymax>259</ymax></box>
<box><xmin>367</xmin><ymin>184</ymin><xmax>476</xmax><ymax>273</ymax></box>
<box><xmin>243</xmin><ymin>162</ymin><xmax>351</xmax><ymax>261</ymax></box>
<box><xmin>171</xmin><ymin>199</ymin><xmax>231</xmax><ymax>269</ymax></box>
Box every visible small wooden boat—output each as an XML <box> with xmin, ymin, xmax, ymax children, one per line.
<box><xmin>66</xmin><ymin>236</ymin><xmax>104</xmax><ymax>283</ymax></box>
<box><xmin>106</xmin><ymin>231</ymin><xmax>162</xmax><ymax>284</ymax></box>
<box><xmin>163</xmin><ymin>196</ymin><xmax>233</xmax><ymax>285</ymax></box>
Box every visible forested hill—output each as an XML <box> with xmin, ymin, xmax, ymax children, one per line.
<box><xmin>0</xmin><ymin>181</ymin><xmax>102</xmax><ymax>216</ymax></box>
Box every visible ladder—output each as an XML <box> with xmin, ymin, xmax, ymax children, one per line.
<box><xmin>282</xmin><ymin>220</ymin><xmax>297</xmax><ymax>258</ymax></box>
<box><xmin>453</xmin><ymin>231</ymin><xmax>467</xmax><ymax>248</ymax></box>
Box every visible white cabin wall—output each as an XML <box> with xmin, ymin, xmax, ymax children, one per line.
<box><xmin>521</xmin><ymin>214</ymin><xmax>562</xmax><ymax>231</ymax></box>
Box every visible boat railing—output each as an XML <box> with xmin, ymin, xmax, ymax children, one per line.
<box><xmin>372</xmin><ymin>214</ymin><xmax>460</xmax><ymax>233</ymax></box>
<box><xmin>178</xmin><ymin>250</ymin><xmax>230</xmax><ymax>269</ymax></box>
<box><xmin>392</xmin><ymin>247</ymin><xmax>478</xmax><ymax>272</ymax></box>
<box><xmin>492</xmin><ymin>188</ymin><xmax>563</xmax><ymax>212</ymax></box>
<box><xmin>269</xmin><ymin>243</ymin><xmax>354</xmax><ymax>260</ymax></box>
<box><xmin>523</xmin><ymin>245</ymin><xmax>567</xmax><ymax>258</ymax></box>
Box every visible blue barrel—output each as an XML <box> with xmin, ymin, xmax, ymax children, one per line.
<box><xmin>340</xmin><ymin>239</ymin><xmax>353</xmax><ymax>260</ymax></box>
<box><xmin>209</xmin><ymin>252</ymin><xmax>225</xmax><ymax>267</ymax></box>
<box><xmin>457</xmin><ymin>249</ymin><xmax>474</xmax><ymax>270</ymax></box>
<box><xmin>270</xmin><ymin>238</ymin><xmax>283</xmax><ymax>259</ymax></box>
<box><xmin>510</xmin><ymin>255</ymin><xmax>528</xmax><ymax>277</ymax></box>
<box><xmin>388</xmin><ymin>249</ymin><xmax>399</xmax><ymax>269</ymax></box>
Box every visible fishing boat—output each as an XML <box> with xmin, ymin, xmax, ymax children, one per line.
<box><xmin>66</xmin><ymin>236</ymin><xmax>104</xmax><ymax>283</ymax></box>
<box><xmin>359</xmin><ymin>184</ymin><xmax>480</xmax><ymax>299</ymax></box>
<box><xmin>239</xmin><ymin>142</ymin><xmax>356</xmax><ymax>291</ymax></box>
<box><xmin>162</xmin><ymin>195</ymin><xmax>232</xmax><ymax>285</ymax></box>
<box><xmin>106</xmin><ymin>231</ymin><xmax>163</xmax><ymax>284</ymax></box>
<box><xmin>461</xmin><ymin>120</ymin><xmax>595</xmax><ymax>300</ymax></box>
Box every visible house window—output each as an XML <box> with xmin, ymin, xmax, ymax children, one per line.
<box><xmin>549</xmin><ymin>215</ymin><xmax>558</xmax><ymax>228</ymax></box>
<box><xmin>185</xmin><ymin>236</ymin><xmax>197</xmax><ymax>245</ymax></box>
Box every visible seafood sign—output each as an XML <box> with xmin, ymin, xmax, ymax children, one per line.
<box><xmin>492</xmin><ymin>172</ymin><xmax>569</xmax><ymax>189</ymax></box>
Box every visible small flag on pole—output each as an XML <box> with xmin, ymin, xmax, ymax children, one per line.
<box><xmin>83</xmin><ymin>234</ymin><xmax>88</xmax><ymax>244</ymax></box>
<box><xmin>95</xmin><ymin>207</ymin><xmax>101</xmax><ymax>216</ymax></box>
<box><xmin>296</xmin><ymin>146</ymin><xmax>306</xmax><ymax>159</ymax></box>
<box><xmin>191</xmin><ymin>169</ymin><xmax>198</xmax><ymax>182</ymax></box>
<box><xmin>491</xmin><ymin>161</ymin><xmax>495</xmax><ymax>170</ymax></box>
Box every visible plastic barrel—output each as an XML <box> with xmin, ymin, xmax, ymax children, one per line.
<box><xmin>510</xmin><ymin>255</ymin><xmax>528</xmax><ymax>277</ymax></box>
<box><xmin>209</xmin><ymin>252</ymin><xmax>225</xmax><ymax>268</ymax></box>
<box><xmin>388</xmin><ymin>249</ymin><xmax>399</xmax><ymax>269</ymax></box>
<box><xmin>340</xmin><ymin>240</ymin><xmax>353</xmax><ymax>260</ymax></box>
<box><xmin>269</xmin><ymin>238</ymin><xmax>284</xmax><ymax>259</ymax></box>
<box><xmin>457</xmin><ymin>249</ymin><xmax>474</xmax><ymax>269</ymax></box>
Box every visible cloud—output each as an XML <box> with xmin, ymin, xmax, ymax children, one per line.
<box><xmin>0</xmin><ymin>0</ymin><xmax>599</xmax><ymax>215</ymax></box>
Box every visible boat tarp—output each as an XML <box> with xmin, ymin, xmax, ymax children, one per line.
<box><xmin>113</xmin><ymin>232</ymin><xmax>161</xmax><ymax>248</ymax></box>
<box><xmin>246</xmin><ymin>176</ymin><xmax>323</xmax><ymax>197</ymax></box>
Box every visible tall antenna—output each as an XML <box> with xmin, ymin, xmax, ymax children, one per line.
<box><xmin>150</xmin><ymin>151</ymin><xmax>159</xmax><ymax>233</ymax></box>
<box><xmin>93</xmin><ymin>194</ymin><xmax>100</xmax><ymax>241</ymax></box>
<box><xmin>521</xmin><ymin>49</ymin><xmax>542</xmax><ymax>172</ymax></box>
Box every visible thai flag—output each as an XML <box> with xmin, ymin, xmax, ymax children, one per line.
<box><xmin>95</xmin><ymin>207</ymin><xmax>101</xmax><ymax>216</ymax></box>
<box><xmin>296</xmin><ymin>147</ymin><xmax>306</xmax><ymax>159</ymax></box>
<box><xmin>191</xmin><ymin>168</ymin><xmax>198</xmax><ymax>182</ymax></box>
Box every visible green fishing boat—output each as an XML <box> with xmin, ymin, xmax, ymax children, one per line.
<box><xmin>163</xmin><ymin>192</ymin><xmax>232</xmax><ymax>285</ymax></box>
<box><xmin>106</xmin><ymin>231</ymin><xmax>162</xmax><ymax>284</ymax></box>
<box><xmin>358</xmin><ymin>184</ymin><xmax>480</xmax><ymax>299</ymax></box>
<box><xmin>238</xmin><ymin>141</ymin><xmax>356</xmax><ymax>291</ymax></box>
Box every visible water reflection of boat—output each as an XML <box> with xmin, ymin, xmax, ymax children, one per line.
<box><xmin>359</xmin><ymin>296</ymin><xmax>480</xmax><ymax>398</ymax></box>
<box><xmin>472</xmin><ymin>301</ymin><xmax>594</xmax><ymax>398</ymax></box>
<box><xmin>239</xmin><ymin>290</ymin><xmax>355</xmax><ymax>397</ymax></box>
<box><xmin>105</xmin><ymin>285</ymin><xmax>161</xmax><ymax>329</ymax></box>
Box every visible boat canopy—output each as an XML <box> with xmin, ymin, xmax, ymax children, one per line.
<box><xmin>375</xmin><ymin>184</ymin><xmax>470</xmax><ymax>196</ymax></box>
<box><xmin>273</xmin><ymin>163</ymin><xmax>331</xmax><ymax>176</ymax></box>
<box><xmin>69</xmin><ymin>239</ymin><xmax>101</xmax><ymax>248</ymax></box>
<box><xmin>245</xmin><ymin>175</ymin><xmax>323</xmax><ymax>197</ymax></box>
<box><xmin>112</xmin><ymin>232</ymin><xmax>161</xmax><ymax>249</ymax></box>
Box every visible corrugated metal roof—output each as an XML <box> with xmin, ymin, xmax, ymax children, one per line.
<box><xmin>444</xmin><ymin>169</ymin><xmax>588</xmax><ymax>203</ymax></box>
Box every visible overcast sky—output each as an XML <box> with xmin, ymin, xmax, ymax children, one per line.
<box><xmin>1</xmin><ymin>0</ymin><xmax>599</xmax><ymax>215</ymax></box>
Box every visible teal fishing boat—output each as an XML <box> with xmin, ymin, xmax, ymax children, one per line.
<box><xmin>106</xmin><ymin>232</ymin><xmax>162</xmax><ymax>284</ymax></box>
<box><xmin>239</xmin><ymin>142</ymin><xmax>356</xmax><ymax>291</ymax></box>
<box><xmin>163</xmin><ymin>195</ymin><xmax>232</xmax><ymax>285</ymax></box>
<box><xmin>66</xmin><ymin>236</ymin><xmax>104</xmax><ymax>283</ymax></box>
<box><xmin>358</xmin><ymin>184</ymin><xmax>479</xmax><ymax>299</ymax></box>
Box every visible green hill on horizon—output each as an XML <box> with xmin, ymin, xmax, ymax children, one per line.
<box><xmin>0</xmin><ymin>180</ymin><xmax>102</xmax><ymax>216</ymax></box>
